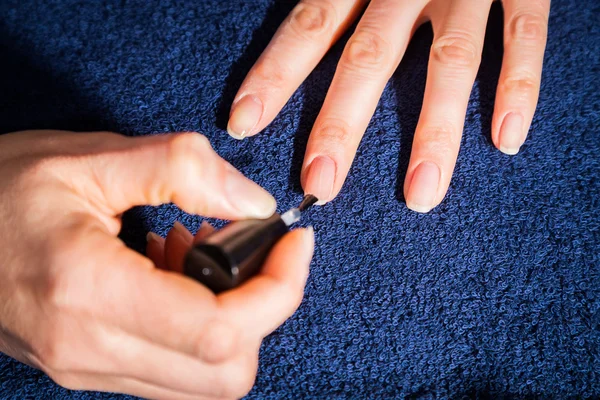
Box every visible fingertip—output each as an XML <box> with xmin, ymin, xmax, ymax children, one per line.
<box><xmin>499</xmin><ymin>145</ymin><xmax>521</xmax><ymax>156</ymax></box>
<box><xmin>226</xmin><ymin>123</ymin><xmax>246</xmax><ymax>140</ymax></box>
<box><xmin>227</xmin><ymin>95</ymin><xmax>264</xmax><ymax>140</ymax></box>
<box><xmin>285</xmin><ymin>226</ymin><xmax>315</xmax><ymax>255</ymax></box>
<box><xmin>303</xmin><ymin>226</ymin><xmax>315</xmax><ymax>254</ymax></box>
<box><xmin>497</xmin><ymin>112</ymin><xmax>525</xmax><ymax>155</ymax></box>
<box><xmin>173</xmin><ymin>221</ymin><xmax>193</xmax><ymax>239</ymax></box>
<box><xmin>405</xmin><ymin>202</ymin><xmax>433</xmax><ymax>214</ymax></box>
<box><xmin>302</xmin><ymin>156</ymin><xmax>336</xmax><ymax>204</ymax></box>
<box><xmin>404</xmin><ymin>161</ymin><xmax>441</xmax><ymax>214</ymax></box>
<box><xmin>311</xmin><ymin>198</ymin><xmax>329</xmax><ymax>206</ymax></box>
<box><xmin>223</xmin><ymin>164</ymin><xmax>277</xmax><ymax>219</ymax></box>
<box><xmin>146</xmin><ymin>231</ymin><xmax>162</xmax><ymax>244</ymax></box>
<box><xmin>194</xmin><ymin>221</ymin><xmax>216</xmax><ymax>243</ymax></box>
<box><xmin>146</xmin><ymin>232</ymin><xmax>167</xmax><ymax>269</ymax></box>
<box><xmin>164</xmin><ymin>221</ymin><xmax>194</xmax><ymax>273</ymax></box>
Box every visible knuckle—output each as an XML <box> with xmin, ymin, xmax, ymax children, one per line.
<box><xmin>342</xmin><ymin>29</ymin><xmax>394</xmax><ymax>75</ymax></box>
<box><xmin>416</xmin><ymin>125</ymin><xmax>460</xmax><ymax>150</ymax></box>
<box><xmin>249</xmin><ymin>56</ymin><xmax>291</xmax><ymax>90</ymax></box>
<box><xmin>20</xmin><ymin>155</ymin><xmax>66</xmax><ymax>182</ymax></box>
<box><xmin>313</xmin><ymin>119</ymin><xmax>352</xmax><ymax>146</ymax></box>
<box><xmin>501</xmin><ymin>74</ymin><xmax>539</xmax><ymax>94</ymax></box>
<box><xmin>226</xmin><ymin>354</ymin><xmax>259</xmax><ymax>398</ymax></box>
<box><xmin>167</xmin><ymin>133</ymin><xmax>211</xmax><ymax>163</ymax></box>
<box><xmin>509</xmin><ymin>12</ymin><xmax>548</xmax><ymax>42</ymax></box>
<box><xmin>44</xmin><ymin>254</ymin><xmax>78</xmax><ymax>309</ymax></box>
<box><xmin>35</xmin><ymin>329</ymin><xmax>71</xmax><ymax>372</ymax></box>
<box><xmin>432</xmin><ymin>34</ymin><xmax>480</xmax><ymax>67</ymax></box>
<box><xmin>16</xmin><ymin>156</ymin><xmax>81</xmax><ymax>214</ymax></box>
<box><xmin>197</xmin><ymin>320</ymin><xmax>238</xmax><ymax>363</ymax></box>
<box><xmin>288</xmin><ymin>1</ymin><xmax>335</xmax><ymax>40</ymax></box>
<box><xmin>43</xmin><ymin>221</ymin><xmax>95</xmax><ymax>310</ymax></box>
<box><xmin>149</xmin><ymin>132</ymin><xmax>216</xmax><ymax>210</ymax></box>
<box><xmin>165</xmin><ymin>133</ymin><xmax>210</xmax><ymax>182</ymax></box>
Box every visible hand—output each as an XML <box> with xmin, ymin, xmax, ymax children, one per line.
<box><xmin>227</xmin><ymin>0</ymin><xmax>549</xmax><ymax>211</ymax></box>
<box><xmin>0</xmin><ymin>130</ymin><xmax>314</xmax><ymax>399</ymax></box>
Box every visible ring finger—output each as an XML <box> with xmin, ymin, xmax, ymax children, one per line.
<box><xmin>403</xmin><ymin>0</ymin><xmax>492</xmax><ymax>212</ymax></box>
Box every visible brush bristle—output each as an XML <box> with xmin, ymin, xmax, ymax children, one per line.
<box><xmin>298</xmin><ymin>194</ymin><xmax>318</xmax><ymax>211</ymax></box>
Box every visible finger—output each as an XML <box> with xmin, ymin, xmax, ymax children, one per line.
<box><xmin>217</xmin><ymin>228</ymin><xmax>314</xmax><ymax>339</ymax></box>
<box><xmin>403</xmin><ymin>0</ymin><xmax>492</xmax><ymax>213</ymax></box>
<box><xmin>51</xmin><ymin>372</ymin><xmax>223</xmax><ymax>400</ymax></box>
<box><xmin>300</xmin><ymin>0</ymin><xmax>427</xmax><ymax>203</ymax></box>
<box><xmin>164</xmin><ymin>221</ymin><xmax>194</xmax><ymax>273</ymax></box>
<box><xmin>113</xmin><ymin>339</ymin><xmax>258</xmax><ymax>399</ymax></box>
<box><xmin>81</xmin><ymin>229</ymin><xmax>243</xmax><ymax>363</ymax></box>
<box><xmin>49</xmin><ymin>331</ymin><xmax>258</xmax><ymax>399</ymax></box>
<box><xmin>227</xmin><ymin>0</ymin><xmax>367</xmax><ymax>139</ymax></box>
<box><xmin>146</xmin><ymin>232</ymin><xmax>167</xmax><ymax>269</ymax></box>
<box><xmin>113</xmin><ymin>338</ymin><xmax>258</xmax><ymax>399</ymax></box>
<box><xmin>194</xmin><ymin>221</ymin><xmax>216</xmax><ymax>243</ymax></box>
<box><xmin>492</xmin><ymin>0</ymin><xmax>550</xmax><ymax>154</ymax></box>
<box><xmin>81</xmin><ymin>132</ymin><xmax>276</xmax><ymax>220</ymax></box>
<box><xmin>162</xmin><ymin>221</ymin><xmax>215</xmax><ymax>272</ymax></box>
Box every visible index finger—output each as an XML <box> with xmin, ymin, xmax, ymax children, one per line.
<box><xmin>227</xmin><ymin>0</ymin><xmax>366</xmax><ymax>139</ymax></box>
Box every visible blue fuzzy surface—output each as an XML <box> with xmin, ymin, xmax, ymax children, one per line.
<box><xmin>1</xmin><ymin>0</ymin><xmax>599</xmax><ymax>398</ymax></box>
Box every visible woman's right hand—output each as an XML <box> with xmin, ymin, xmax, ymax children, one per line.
<box><xmin>0</xmin><ymin>130</ymin><xmax>314</xmax><ymax>399</ymax></box>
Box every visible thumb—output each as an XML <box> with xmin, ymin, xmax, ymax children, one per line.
<box><xmin>86</xmin><ymin>132</ymin><xmax>276</xmax><ymax>219</ymax></box>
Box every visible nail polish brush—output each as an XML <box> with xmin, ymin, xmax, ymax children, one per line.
<box><xmin>184</xmin><ymin>194</ymin><xmax>318</xmax><ymax>294</ymax></box>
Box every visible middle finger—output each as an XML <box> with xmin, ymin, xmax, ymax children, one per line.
<box><xmin>403</xmin><ymin>0</ymin><xmax>492</xmax><ymax>212</ymax></box>
<box><xmin>301</xmin><ymin>0</ymin><xmax>427</xmax><ymax>203</ymax></box>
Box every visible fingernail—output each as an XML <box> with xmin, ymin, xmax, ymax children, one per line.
<box><xmin>173</xmin><ymin>221</ymin><xmax>189</xmax><ymax>236</ymax></box>
<box><xmin>224</xmin><ymin>163</ymin><xmax>276</xmax><ymax>218</ymax></box>
<box><xmin>406</xmin><ymin>161</ymin><xmax>440</xmax><ymax>213</ymax></box>
<box><xmin>146</xmin><ymin>231</ymin><xmax>161</xmax><ymax>243</ymax></box>
<box><xmin>198</xmin><ymin>220</ymin><xmax>214</xmax><ymax>235</ymax></box>
<box><xmin>227</xmin><ymin>95</ymin><xmax>263</xmax><ymax>140</ymax></box>
<box><xmin>499</xmin><ymin>112</ymin><xmax>524</xmax><ymax>155</ymax></box>
<box><xmin>199</xmin><ymin>221</ymin><xmax>210</xmax><ymax>229</ymax></box>
<box><xmin>304</xmin><ymin>156</ymin><xmax>336</xmax><ymax>205</ymax></box>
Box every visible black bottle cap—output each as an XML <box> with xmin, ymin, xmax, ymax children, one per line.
<box><xmin>183</xmin><ymin>194</ymin><xmax>318</xmax><ymax>294</ymax></box>
<box><xmin>184</xmin><ymin>213</ymin><xmax>289</xmax><ymax>294</ymax></box>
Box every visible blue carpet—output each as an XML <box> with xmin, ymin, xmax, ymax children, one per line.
<box><xmin>1</xmin><ymin>0</ymin><xmax>599</xmax><ymax>398</ymax></box>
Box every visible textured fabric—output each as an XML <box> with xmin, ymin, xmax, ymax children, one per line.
<box><xmin>1</xmin><ymin>0</ymin><xmax>599</xmax><ymax>398</ymax></box>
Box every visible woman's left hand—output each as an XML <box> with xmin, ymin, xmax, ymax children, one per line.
<box><xmin>226</xmin><ymin>0</ymin><xmax>550</xmax><ymax>212</ymax></box>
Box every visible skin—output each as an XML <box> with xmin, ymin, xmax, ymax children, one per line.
<box><xmin>226</xmin><ymin>0</ymin><xmax>551</xmax><ymax>212</ymax></box>
<box><xmin>0</xmin><ymin>130</ymin><xmax>314</xmax><ymax>399</ymax></box>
